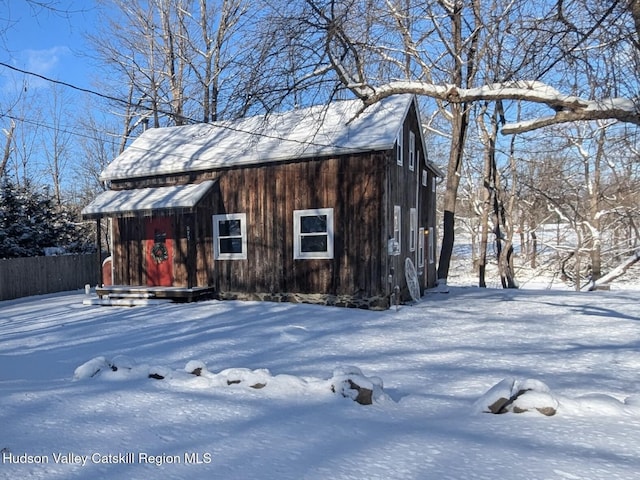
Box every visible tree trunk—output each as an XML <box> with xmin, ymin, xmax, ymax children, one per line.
<box><xmin>477</xmin><ymin>103</ymin><xmax>494</xmax><ymax>288</ymax></box>
<box><xmin>437</xmin><ymin>115</ymin><xmax>468</xmax><ymax>282</ymax></box>
<box><xmin>590</xmin><ymin>250</ymin><xmax>640</xmax><ymax>290</ymax></box>
<box><xmin>588</xmin><ymin>128</ymin><xmax>605</xmax><ymax>281</ymax></box>
<box><xmin>478</xmin><ymin>209</ymin><xmax>489</xmax><ymax>288</ymax></box>
<box><xmin>499</xmin><ymin>131</ymin><xmax>519</xmax><ymax>289</ymax></box>
<box><xmin>436</xmin><ymin>0</ymin><xmax>478</xmax><ymax>283</ymax></box>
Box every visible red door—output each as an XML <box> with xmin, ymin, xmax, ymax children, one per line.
<box><xmin>145</xmin><ymin>217</ymin><xmax>174</xmax><ymax>287</ymax></box>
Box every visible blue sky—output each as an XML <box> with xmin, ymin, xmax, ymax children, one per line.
<box><xmin>0</xmin><ymin>2</ymin><xmax>109</xmax><ymax>192</ymax></box>
<box><xmin>1</xmin><ymin>1</ymin><xmax>97</xmax><ymax>94</ymax></box>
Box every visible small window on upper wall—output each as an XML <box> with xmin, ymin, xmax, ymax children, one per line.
<box><xmin>422</xmin><ymin>169</ymin><xmax>428</xmax><ymax>187</ymax></box>
<box><xmin>294</xmin><ymin>208</ymin><xmax>334</xmax><ymax>259</ymax></box>
<box><xmin>213</xmin><ymin>213</ymin><xmax>247</xmax><ymax>260</ymax></box>
<box><xmin>396</xmin><ymin>130</ymin><xmax>403</xmax><ymax>166</ymax></box>
<box><xmin>409</xmin><ymin>131</ymin><xmax>416</xmax><ymax>171</ymax></box>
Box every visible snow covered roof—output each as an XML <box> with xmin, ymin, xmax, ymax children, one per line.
<box><xmin>81</xmin><ymin>180</ymin><xmax>215</xmax><ymax>219</ymax></box>
<box><xmin>99</xmin><ymin>94</ymin><xmax>417</xmax><ymax>182</ymax></box>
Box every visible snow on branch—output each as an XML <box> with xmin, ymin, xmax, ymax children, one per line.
<box><xmin>359</xmin><ymin>80</ymin><xmax>640</xmax><ymax>134</ymax></box>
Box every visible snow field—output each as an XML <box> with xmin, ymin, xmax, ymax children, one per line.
<box><xmin>1</xmin><ymin>287</ymin><xmax>640</xmax><ymax>479</ymax></box>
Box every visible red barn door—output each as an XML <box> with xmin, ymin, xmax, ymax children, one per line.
<box><xmin>145</xmin><ymin>217</ymin><xmax>174</xmax><ymax>287</ymax></box>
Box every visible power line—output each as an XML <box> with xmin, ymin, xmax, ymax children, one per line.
<box><xmin>0</xmin><ymin>100</ymin><xmax>373</xmax><ymax>165</ymax></box>
<box><xmin>0</xmin><ymin>62</ymin><xmax>379</xmax><ymax>160</ymax></box>
<box><xmin>0</xmin><ymin>111</ymin><xmax>123</xmax><ymax>147</ymax></box>
<box><xmin>0</xmin><ymin>61</ymin><xmax>129</xmax><ymax>106</ymax></box>
<box><xmin>0</xmin><ymin>61</ymin><xmax>200</xmax><ymax>124</ymax></box>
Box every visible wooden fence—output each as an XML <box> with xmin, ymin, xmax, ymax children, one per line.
<box><xmin>0</xmin><ymin>253</ymin><xmax>99</xmax><ymax>301</ymax></box>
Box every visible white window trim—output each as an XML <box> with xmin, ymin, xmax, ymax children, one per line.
<box><xmin>396</xmin><ymin>130</ymin><xmax>403</xmax><ymax>166</ymax></box>
<box><xmin>213</xmin><ymin>213</ymin><xmax>247</xmax><ymax>260</ymax></box>
<box><xmin>409</xmin><ymin>207</ymin><xmax>417</xmax><ymax>252</ymax></box>
<box><xmin>409</xmin><ymin>131</ymin><xmax>415</xmax><ymax>171</ymax></box>
<box><xmin>418</xmin><ymin>227</ymin><xmax>425</xmax><ymax>268</ymax></box>
<box><xmin>428</xmin><ymin>227</ymin><xmax>435</xmax><ymax>264</ymax></box>
<box><xmin>293</xmin><ymin>208</ymin><xmax>334</xmax><ymax>260</ymax></box>
<box><xmin>393</xmin><ymin>205</ymin><xmax>401</xmax><ymax>253</ymax></box>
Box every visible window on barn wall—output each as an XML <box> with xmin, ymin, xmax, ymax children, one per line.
<box><xmin>396</xmin><ymin>130</ymin><xmax>403</xmax><ymax>166</ymax></box>
<box><xmin>418</xmin><ymin>227</ymin><xmax>425</xmax><ymax>268</ymax></box>
<box><xmin>393</xmin><ymin>205</ymin><xmax>401</xmax><ymax>252</ymax></box>
<box><xmin>294</xmin><ymin>208</ymin><xmax>334</xmax><ymax>259</ymax></box>
<box><xmin>410</xmin><ymin>207</ymin><xmax>417</xmax><ymax>252</ymax></box>
<box><xmin>409</xmin><ymin>131</ymin><xmax>415</xmax><ymax>171</ymax></box>
<box><xmin>213</xmin><ymin>213</ymin><xmax>247</xmax><ymax>260</ymax></box>
<box><xmin>428</xmin><ymin>227</ymin><xmax>435</xmax><ymax>264</ymax></box>
<box><xmin>422</xmin><ymin>169</ymin><xmax>428</xmax><ymax>187</ymax></box>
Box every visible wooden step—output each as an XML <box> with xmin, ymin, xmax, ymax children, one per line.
<box><xmin>83</xmin><ymin>298</ymin><xmax>170</xmax><ymax>307</ymax></box>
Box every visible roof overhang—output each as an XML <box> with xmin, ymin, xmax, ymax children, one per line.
<box><xmin>81</xmin><ymin>180</ymin><xmax>216</xmax><ymax>220</ymax></box>
<box><xmin>426</xmin><ymin>160</ymin><xmax>445</xmax><ymax>178</ymax></box>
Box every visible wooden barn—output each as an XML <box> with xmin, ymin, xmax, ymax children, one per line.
<box><xmin>82</xmin><ymin>94</ymin><xmax>442</xmax><ymax>309</ymax></box>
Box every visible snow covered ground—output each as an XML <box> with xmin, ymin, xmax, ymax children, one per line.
<box><xmin>2</xmin><ymin>284</ymin><xmax>640</xmax><ymax>479</ymax></box>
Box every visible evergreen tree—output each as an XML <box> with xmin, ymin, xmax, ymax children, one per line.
<box><xmin>0</xmin><ymin>179</ymin><xmax>94</xmax><ymax>259</ymax></box>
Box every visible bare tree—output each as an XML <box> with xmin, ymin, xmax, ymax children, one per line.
<box><xmin>276</xmin><ymin>0</ymin><xmax>639</xmax><ymax>285</ymax></box>
<box><xmin>7</xmin><ymin>89</ymin><xmax>44</xmax><ymax>187</ymax></box>
<box><xmin>42</xmin><ymin>85</ymin><xmax>73</xmax><ymax>206</ymax></box>
<box><xmin>178</xmin><ymin>0</ymin><xmax>248</xmax><ymax>122</ymax></box>
<box><xmin>91</xmin><ymin>0</ymin><xmax>250</xmax><ymax>136</ymax></box>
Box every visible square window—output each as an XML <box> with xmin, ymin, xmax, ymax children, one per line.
<box><xmin>301</xmin><ymin>235</ymin><xmax>328</xmax><ymax>252</ymax></box>
<box><xmin>213</xmin><ymin>213</ymin><xmax>247</xmax><ymax>260</ymax></box>
<box><xmin>301</xmin><ymin>214</ymin><xmax>327</xmax><ymax>234</ymax></box>
<box><xmin>294</xmin><ymin>208</ymin><xmax>334</xmax><ymax>259</ymax></box>
<box><xmin>218</xmin><ymin>219</ymin><xmax>241</xmax><ymax>237</ymax></box>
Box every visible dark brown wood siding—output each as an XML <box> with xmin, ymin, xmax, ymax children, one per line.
<box><xmin>113</xmin><ymin>216</ymin><xmax>145</xmax><ymax>285</ymax></box>
<box><xmin>111</xmin><ymin>153</ymin><xmax>388</xmax><ymax>298</ymax></box>
<box><xmin>207</xmin><ymin>153</ymin><xmax>387</xmax><ymax>297</ymax></box>
<box><xmin>105</xmin><ymin>97</ymin><xmax>440</xmax><ymax>304</ymax></box>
